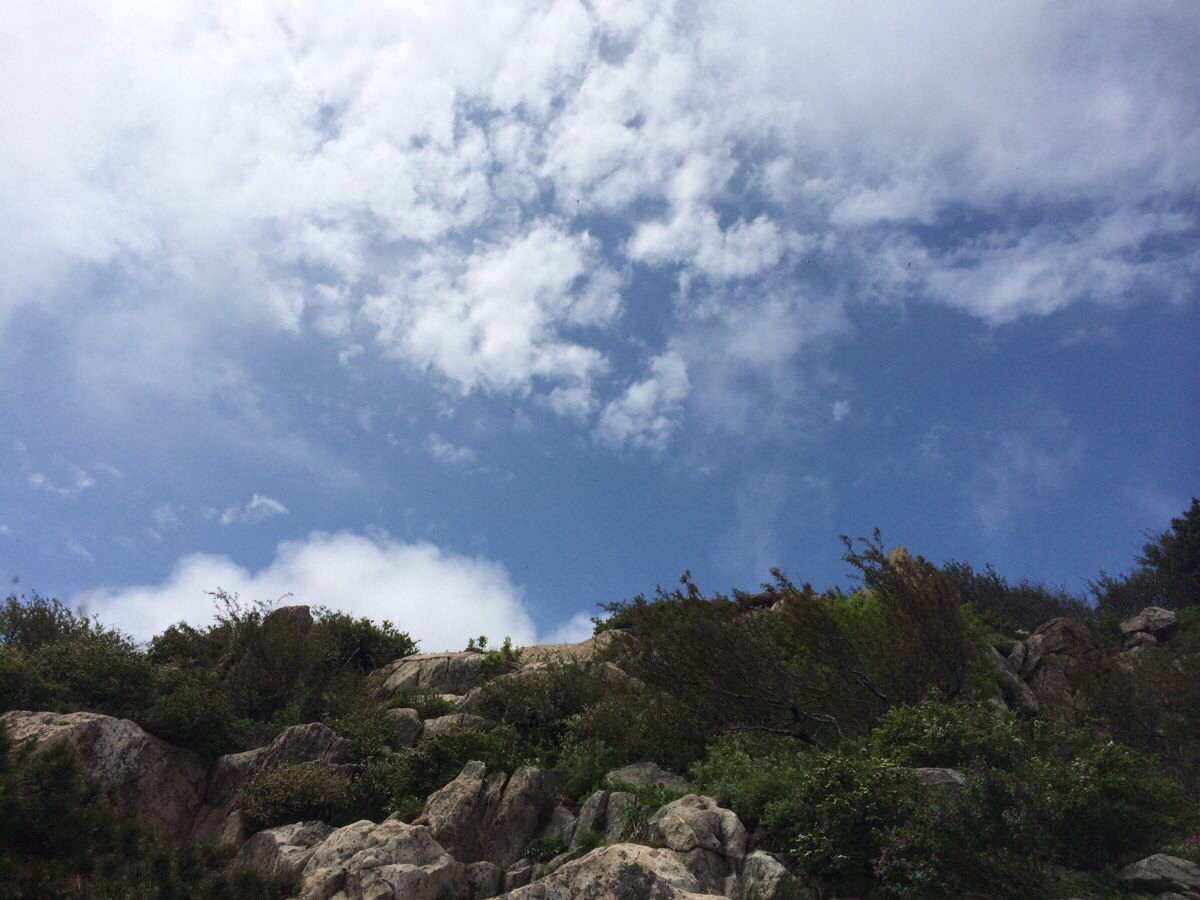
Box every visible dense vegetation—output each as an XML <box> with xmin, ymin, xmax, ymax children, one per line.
<box><xmin>1</xmin><ymin>497</ymin><xmax>1197</xmax><ymax>897</ymax></box>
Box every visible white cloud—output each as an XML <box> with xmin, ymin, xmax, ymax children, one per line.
<box><xmin>65</xmin><ymin>538</ymin><xmax>94</xmax><ymax>561</ymax></box>
<box><xmin>540</xmin><ymin>611</ymin><xmax>596</xmax><ymax>645</ymax></box>
<box><xmin>596</xmin><ymin>351</ymin><xmax>690</xmax><ymax>452</ymax></box>
<box><xmin>220</xmin><ymin>493</ymin><xmax>290</xmax><ymax>526</ymax></box>
<box><xmin>28</xmin><ymin>467</ymin><xmax>96</xmax><ymax>497</ymax></box>
<box><xmin>0</xmin><ymin>524</ymin><xmax>11</xmax><ymax>536</ymax></box>
<box><xmin>832</xmin><ymin>400</ymin><xmax>850</xmax><ymax>422</ymax></box>
<box><xmin>76</xmin><ymin>531</ymin><xmax>538</xmax><ymax>650</ymax></box>
<box><xmin>971</xmin><ymin>412</ymin><xmax>1085</xmax><ymax>534</ymax></box>
<box><xmin>153</xmin><ymin>504</ymin><xmax>178</xmax><ymax>526</ymax></box>
<box><xmin>427</xmin><ymin>433</ymin><xmax>476</xmax><ymax>465</ymax></box>
<box><xmin>0</xmin><ymin>0</ymin><xmax>1195</xmax><ymax>446</ymax></box>
<box><xmin>365</xmin><ymin>225</ymin><xmax>619</xmax><ymax>396</ymax></box>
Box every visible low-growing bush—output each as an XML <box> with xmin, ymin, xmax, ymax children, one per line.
<box><xmin>240</xmin><ymin>761</ymin><xmax>355</xmax><ymax>831</ymax></box>
<box><xmin>384</xmin><ymin>687</ymin><xmax>458</xmax><ymax>720</ymax></box>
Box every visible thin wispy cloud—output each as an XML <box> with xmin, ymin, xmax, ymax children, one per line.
<box><xmin>219</xmin><ymin>494</ymin><xmax>290</xmax><ymax>526</ymax></box>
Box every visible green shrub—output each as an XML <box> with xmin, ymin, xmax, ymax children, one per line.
<box><xmin>240</xmin><ymin>761</ymin><xmax>355</xmax><ymax>831</ymax></box>
<box><xmin>524</xmin><ymin>834</ymin><xmax>569</xmax><ymax>863</ymax></box>
<box><xmin>762</xmin><ymin>752</ymin><xmax>913</xmax><ymax>890</ymax></box>
<box><xmin>559</xmin><ymin>687</ymin><xmax>706</xmax><ymax>779</ymax></box>
<box><xmin>314</xmin><ymin>608</ymin><xmax>416</xmax><ymax>674</ymax></box>
<box><xmin>379</xmin><ymin>724</ymin><xmax>533</xmax><ymax>816</ymax></box>
<box><xmin>385</xmin><ymin>687</ymin><xmax>458</xmax><ymax>719</ymax></box>
<box><xmin>1027</xmin><ymin>732</ymin><xmax>1191</xmax><ymax>868</ymax></box>
<box><xmin>866</xmin><ymin>699</ymin><xmax>1025</xmax><ymax>770</ymax></box>
<box><xmin>140</xmin><ymin>665</ymin><xmax>249</xmax><ymax>757</ymax></box>
<box><xmin>689</xmin><ymin>734</ymin><xmax>811</xmax><ymax>831</ymax></box>
<box><xmin>873</xmin><ymin>765</ymin><xmax>1048</xmax><ymax>899</ymax></box>
<box><xmin>471</xmin><ymin>663</ymin><xmax>611</xmax><ymax>764</ymax></box>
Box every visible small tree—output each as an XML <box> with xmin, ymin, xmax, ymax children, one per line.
<box><xmin>1138</xmin><ymin>497</ymin><xmax>1200</xmax><ymax>609</ymax></box>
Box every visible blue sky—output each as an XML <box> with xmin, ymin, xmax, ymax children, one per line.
<box><xmin>1</xmin><ymin>1</ymin><xmax>1197</xmax><ymax>650</ymax></box>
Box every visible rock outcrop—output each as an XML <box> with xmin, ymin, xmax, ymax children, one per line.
<box><xmin>297</xmin><ymin>819</ymin><xmax>468</xmax><ymax>900</ymax></box>
<box><xmin>645</xmin><ymin>794</ymin><xmax>748</xmax><ymax>895</ymax></box>
<box><xmin>1117</xmin><ymin>853</ymin><xmax>1200</xmax><ymax>896</ymax></box>
<box><xmin>418</xmin><ymin>761</ymin><xmax>549</xmax><ymax>868</ymax></box>
<box><xmin>499</xmin><ymin>843</ymin><xmax>728</xmax><ymax>900</ymax></box>
<box><xmin>606</xmin><ymin>761</ymin><xmax>690</xmax><ymax>793</ymax></box>
<box><xmin>0</xmin><ymin>710</ymin><xmax>209</xmax><ymax>841</ymax></box>
<box><xmin>738</xmin><ymin>851</ymin><xmax>816</xmax><ymax>900</ymax></box>
<box><xmin>1004</xmin><ymin>617</ymin><xmax>1097</xmax><ymax>714</ymax></box>
<box><xmin>233</xmin><ymin>820</ymin><xmax>333</xmax><ymax>879</ymax></box>
<box><xmin>193</xmin><ymin>721</ymin><xmax>352</xmax><ymax>846</ymax></box>
<box><xmin>1120</xmin><ymin>607</ymin><xmax>1179</xmax><ymax>646</ymax></box>
<box><xmin>373</xmin><ymin>652</ymin><xmax>496</xmax><ymax>698</ymax></box>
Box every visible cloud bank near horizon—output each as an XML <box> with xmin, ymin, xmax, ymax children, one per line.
<box><xmin>75</xmin><ymin>532</ymin><xmax>591</xmax><ymax>652</ymax></box>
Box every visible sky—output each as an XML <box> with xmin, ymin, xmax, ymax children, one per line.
<box><xmin>1</xmin><ymin>0</ymin><xmax>1197</xmax><ymax>651</ymax></box>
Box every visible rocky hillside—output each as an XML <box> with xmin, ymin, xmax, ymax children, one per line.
<box><xmin>2</xmin><ymin>504</ymin><xmax>1199</xmax><ymax>899</ymax></box>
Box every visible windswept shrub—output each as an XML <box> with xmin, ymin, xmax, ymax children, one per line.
<box><xmin>240</xmin><ymin>761</ymin><xmax>355</xmax><ymax>831</ymax></box>
<box><xmin>942</xmin><ymin>561</ymin><xmax>1091</xmax><ymax>633</ymax></box>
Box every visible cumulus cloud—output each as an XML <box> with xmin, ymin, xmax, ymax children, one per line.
<box><xmin>596</xmin><ymin>351</ymin><xmax>690</xmax><ymax>451</ymax></box>
<box><xmin>832</xmin><ymin>400</ymin><xmax>850</xmax><ymax>422</ymax></box>
<box><xmin>75</xmin><ymin>531</ymin><xmax>537</xmax><ymax>650</ymax></box>
<box><xmin>540</xmin><ymin>610</ymin><xmax>596</xmax><ymax>645</ymax></box>
<box><xmin>219</xmin><ymin>494</ymin><xmax>290</xmax><ymax>526</ymax></box>
<box><xmin>0</xmin><ymin>0</ymin><xmax>1195</xmax><ymax>450</ymax></box>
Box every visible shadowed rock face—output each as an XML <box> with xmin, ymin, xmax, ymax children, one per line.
<box><xmin>418</xmin><ymin>761</ymin><xmax>549</xmax><ymax>869</ymax></box>
<box><xmin>0</xmin><ymin>710</ymin><xmax>209</xmax><ymax>841</ymax></box>
<box><xmin>0</xmin><ymin>711</ymin><xmax>353</xmax><ymax>847</ymax></box>
<box><xmin>193</xmin><ymin>721</ymin><xmax>352</xmax><ymax>846</ymax></box>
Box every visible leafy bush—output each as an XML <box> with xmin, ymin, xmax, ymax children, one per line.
<box><xmin>240</xmin><ymin>761</ymin><xmax>355</xmax><ymax>831</ymax></box>
<box><xmin>384</xmin><ymin>687</ymin><xmax>458</xmax><ymax>719</ymax></box>
<box><xmin>873</xmin><ymin>765</ymin><xmax>1047</xmax><ymax>899</ymax></box>
<box><xmin>690</xmin><ymin>734</ymin><xmax>811</xmax><ymax>831</ymax></box>
<box><xmin>762</xmin><ymin>752</ymin><xmax>913</xmax><ymax>890</ymax></box>
<box><xmin>866</xmin><ymin>700</ymin><xmax>1025</xmax><ymax>770</ymax></box>
<box><xmin>1138</xmin><ymin>497</ymin><xmax>1200</xmax><ymax>609</ymax></box>
<box><xmin>313</xmin><ymin>608</ymin><xmax>416</xmax><ymax>674</ymax></box>
<box><xmin>470</xmin><ymin>663</ymin><xmax>611</xmax><ymax>764</ymax></box>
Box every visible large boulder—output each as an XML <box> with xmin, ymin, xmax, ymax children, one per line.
<box><xmin>645</xmin><ymin>794</ymin><xmax>748</xmax><ymax>860</ymax></box>
<box><xmin>298</xmin><ymin>819</ymin><xmax>468</xmax><ymax>900</ymax></box>
<box><xmin>644</xmin><ymin>794</ymin><xmax>748</xmax><ymax>895</ymax></box>
<box><xmin>386</xmin><ymin>707</ymin><xmax>424</xmax><ymax>746</ymax></box>
<box><xmin>418</xmin><ymin>761</ymin><xmax>549</xmax><ymax>868</ymax></box>
<box><xmin>0</xmin><ymin>710</ymin><xmax>209</xmax><ymax>841</ymax></box>
<box><xmin>1005</xmin><ymin>618</ymin><xmax>1097</xmax><ymax>714</ymax></box>
<box><xmin>515</xmin><ymin>633</ymin><xmax>616</xmax><ymax>667</ymax></box>
<box><xmin>498</xmin><ymin>843</ymin><xmax>728</xmax><ymax>900</ymax></box>
<box><xmin>193</xmin><ymin>722</ymin><xmax>352</xmax><ymax>846</ymax></box>
<box><xmin>233</xmin><ymin>820</ymin><xmax>333</xmax><ymax>879</ymax></box>
<box><xmin>738</xmin><ymin>851</ymin><xmax>816</xmax><ymax>900</ymax></box>
<box><xmin>373</xmin><ymin>652</ymin><xmax>494</xmax><ymax>698</ymax></box>
<box><xmin>1120</xmin><ymin>607</ymin><xmax>1179</xmax><ymax>642</ymax></box>
<box><xmin>606</xmin><ymin>761</ymin><xmax>690</xmax><ymax>794</ymax></box>
<box><xmin>1117</xmin><ymin>853</ymin><xmax>1200</xmax><ymax>896</ymax></box>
